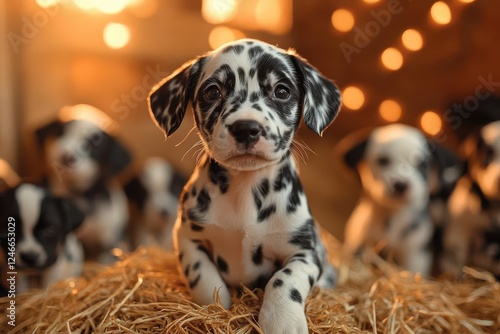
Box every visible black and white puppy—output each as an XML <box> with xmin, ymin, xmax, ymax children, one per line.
<box><xmin>340</xmin><ymin>124</ymin><xmax>459</xmax><ymax>276</ymax></box>
<box><xmin>442</xmin><ymin>121</ymin><xmax>500</xmax><ymax>279</ymax></box>
<box><xmin>36</xmin><ymin>104</ymin><xmax>132</xmax><ymax>262</ymax></box>
<box><xmin>124</xmin><ymin>157</ymin><xmax>187</xmax><ymax>249</ymax></box>
<box><xmin>0</xmin><ymin>183</ymin><xmax>84</xmax><ymax>293</ymax></box>
<box><xmin>148</xmin><ymin>39</ymin><xmax>341</xmax><ymax>334</ymax></box>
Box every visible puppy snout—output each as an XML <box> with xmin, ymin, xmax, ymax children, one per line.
<box><xmin>61</xmin><ymin>152</ymin><xmax>76</xmax><ymax>167</ymax></box>
<box><xmin>393</xmin><ymin>181</ymin><xmax>409</xmax><ymax>195</ymax></box>
<box><xmin>229</xmin><ymin>120</ymin><xmax>262</xmax><ymax>146</ymax></box>
<box><xmin>20</xmin><ymin>251</ymin><xmax>39</xmax><ymax>266</ymax></box>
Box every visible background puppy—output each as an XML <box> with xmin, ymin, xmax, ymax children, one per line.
<box><xmin>340</xmin><ymin>124</ymin><xmax>459</xmax><ymax>277</ymax></box>
<box><xmin>125</xmin><ymin>157</ymin><xmax>187</xmax><ymax>249</ymax></box>
<box><xmin>148</xmin><ymin>38</ymin><xmax>341</xmax><ymax>334</ymax></box>
<box><xmin>443</xmin><ymin>120</ymin><xmax>500</xmax><ymax>279</ymax></box>
<box><xmin>0</xmin><ymin>183</ymin><xmax>84</xmax><ymax>294</ymax></box>
<box><xmin>36</xmin><ymin>104</ymin><xmax>132</xmax><ymax>263</ymax></box>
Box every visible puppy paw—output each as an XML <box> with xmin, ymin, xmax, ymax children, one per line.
<box><xmin>258</xmin><ymin>303</ymin><xmax>308</xmax><ymax>334</ymax></box>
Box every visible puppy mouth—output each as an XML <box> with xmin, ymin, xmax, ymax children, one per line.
<box><xmin>222</xmin><ymin>152</ymin><xmax>279</xmax><ymax>170</ymax></box>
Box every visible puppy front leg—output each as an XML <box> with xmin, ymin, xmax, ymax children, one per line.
<box><xmin>176</xmin><ymin>236</ymin><xmax>231</xmax><ymax>308</ymax></box>
<box><xmin>259</xmin><ymin>252</ymin><xmax>321</xmax><ymax>334</ymax></box>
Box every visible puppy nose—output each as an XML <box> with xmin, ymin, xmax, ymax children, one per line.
<box><xmin>61</xmin><ymin>152</ymin><xmax>76</xmax><ymax>167</ymax></box>
<box><xmin>393</xmin><ymin>181</ymin><xmax>408</xmax><ymax>194</ymax></box>
<box><xmin>20</xmin><ymin>251</ymin><xmax>39</xmax><ymax>266</ymax></box>
<box><xmin>229</xmin><ymin>120</ymin><xmax>262</xmax><ymax>145</ymax></box>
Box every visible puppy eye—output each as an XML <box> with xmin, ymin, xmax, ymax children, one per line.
<box><xmin>377</xmin><ymin>156</ymin><xmax>391</xmax><ymax>167</ymax></box>
<box><xmin>204</xmin><ymin>86</ymin><xmax>222</xmax><ymax>101</ymax></box>
<box><xmin>273</xmin><ymin>85</ymin><xmax>290</xmax><ymax>100</ymax></box>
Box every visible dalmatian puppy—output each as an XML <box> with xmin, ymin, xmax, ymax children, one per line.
<box><xmin>442</xmin><ymin>121</ymin><xmax>500</xmax><ymax>279</ymax></box>
<box><xmin>36</xmin><ymin>104</ymin><xmax>132</xmax><ymax>263</ymax></box>
<box><xmin>148</xmin><ymin>39</ymin><xmax>341</xmax><ymax>334</ymax></box>
<box><xmin>124</xmin><ymin>157</ymin><xmax>187</xmax><ymax>249</ymax></box>
<box><xmin>0</xmin><ymin>183</ymin><xmax>84</xmax><ymax>293</ymax></box>
<box><xmin>340</xmin><ymin>124</ymin><xmax>459</xmax><ymax>277</ymax></box>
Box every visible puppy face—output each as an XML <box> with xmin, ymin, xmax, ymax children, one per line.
<box><xmin>0</xmin><ymin>184</ymin><xmax>84</xmax><ymax>269</ymax></box>
<box><xmin>36</xmin><ymin>117</ymin><xmax>132</xmax><ymax>192</ymax></box>
<box><xmin>344</xmin><ymin>124</ymin><xmax>432</xmax><ymax>207</ymax></box>
<box><xmin>149</xmin><ymin>39</ymin><xmax>341</xmax><ymax>171</ymax></box>
<box><xmin>467</xmin><ymin>121</ymin><xmax>500</xmax><ymax>199</ymax></box>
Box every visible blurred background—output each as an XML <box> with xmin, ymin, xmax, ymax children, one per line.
<box><xmin>1</xmin><ymin>0</ymin><xmax>499</xmax><ymax>239</ymax></box>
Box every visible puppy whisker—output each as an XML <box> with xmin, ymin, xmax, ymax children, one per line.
<box><xmin>181</xmin><ymin>140</ymin><xmax>203</xmax><ymax>162</ymax></box>
<box><xmin>175</xmin><ymin>126</ymin><xmax>197</xmax><ymax>147</ymax></box>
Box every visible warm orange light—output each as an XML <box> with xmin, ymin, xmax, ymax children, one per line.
<box><xmin>255</xmin><ymin>0</ymin><xmax>291</xmax><ymax>35</ymax></box>
<box><xmin>103</xmin><ymin>23</ymin><xmax>130</xmax><ymax>49</ymax></box>
<box><xmin>420</xmin><ymin>111</ymin><xmax>443</xmax><ymax>135</ymax></box>
<box><xmin>331</xmin><ymin>9</ymin><xmax>355</xmax><ymax>32</ymax></box>
<box><xmin>0</xmin><ymin>160</ymin><xmax>20</xmax><ymax>188</ymax></box>
<box><xmin>209</xmin><ymin>26</ymin><xmax>245</xmax><ymax>50</ymax></box>
<box><xmin>35</xmin><ymin>0</ymin><xmax>59</xmax><ymax>8</ymax></box>
<box><xmin>363</xmin><ymin>0</ymin><xmax>380</xmax><ymax>3</ymax></box>
<box><xmin>458</xmin><ymin>0</ymin><xmax>475</xmax><ymax>3</ymax></box>
<box><xmin>128</xmin><ymin>0</ymin><xmax>159</xmax><ymax>18</ymax></box>
<box><xmin>401</xmin><ymin>29</ymin><xmax>423</xmax><ymax>51</ymax></box>
<box><xmin>202</xmin><ymin>0</ymin><xmax>238</xmax><ymax>24</ymax></box>
<box><xmin>342</xmin><ymin>86</ymin><xmax>365</xmax><ymax>111</ymax></box>
<box><xmin>74</xmin><ymin>0</ymin><xmax>94</xmax><ymax>10</ymax></box>
<box><xmin>379</xmin><ymin>100</ymin><xmax>402</xmax><ymax>122</ymax></box>
<box><xmin>430</xmin><ymin>2</ymin><xmax>452</xmax><ymax>25</ymax></box>
<box><xmin>94</xmin><ymin>0</ymin><xmax>128</xmax><ymax>14</ymax></box>
<box><xmin>381</xmin><ymin>48</ymin><xmax>403</xmax><ymax>71</ymax></box>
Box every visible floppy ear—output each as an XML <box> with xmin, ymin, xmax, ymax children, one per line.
<box><xmin>54</xmin><ymin>197</ymin><xmax>85</xmax><ymax>234</ymax></box>
<box><xmin>148</xmin><ymin>57</ymin><xmax>206</xmax><ymax>139</ymax></box>
<box><xmin>102</xmin><ymin>133</ymin><xmax>133</xmax><ymax>176</ymax></box>
<box><xmin>427</xmin><ymin>141</ymin><xmax>465</xmax><ymax>196</ymax></box>
<box><xmin>35</xmin><ymin>120</ymin><xmax>64</xmax><ymax>149</ymax></box>
<box><xmin>289</xmin><ymin>53</ymin><xmax>342</xmax><ymax>136</ymax></box>
<box><xmin>343</xmin><ymin>139</ymin><xmax>369</xmax><ymax>171</ymax></box>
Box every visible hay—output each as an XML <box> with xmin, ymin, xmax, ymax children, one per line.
<box><xmin>0</xmin><ymin>244</ymin><xmax>498</xmax><ymax>334</ymax></box>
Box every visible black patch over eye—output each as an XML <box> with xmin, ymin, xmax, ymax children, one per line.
<box><xmin>204</xmin><ymin>86</ymin><xmax>222</xmax><ymax>102</ymax></box>
<box><xmin>273</xmin><ymin>84</ymin><xmax>290</xmax><ymax>100</ymax></box>
<box><xmin>377</xmin><ymin>156</ymin><xmax>391</xmax><ymax>167</ymax></box>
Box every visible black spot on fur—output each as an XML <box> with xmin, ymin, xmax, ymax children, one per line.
<box><xmin>290</xmin><ymin>288</ymin><xmax>303</xmax><ymax>304</ymax></box>
<box><xmin>190</xmin><ymin>187</ymin><xmax>197</xmax><ymax>197</ymax></box>
<box><xmin>252</xmin><ymin>244</ymin><xmax>263</xmax><ymax>265</ymax></box>
<box><xmin>191</xmin><ymin>222</ymin><xmax>204</xmax><ymax>232</ymax></box>
<box><xmin>193</xmin><ymin>261</ymin><xmax>201</xmax><ymax>271</ymax></box>
<box><xmin>248</xmin><ymin>46</ymin><xmax>264</xmax><ymax>59</ymax></box>
<box><xmin>308</xmin><ymin>275</ymin><xmax>314</xmax><ymax>289</ymax></box>
<box><xmin>184</xmin><ymin>265</ymin><xmax>190</xmax><ymax>277</ymax></box>
<box><xmin>222</xmin><ymin>44</ymin><xmax>244</xmax><ymax>54</ymax></box>
<box><xmin>257</xmin><ymin>204</ymin><xmax>276</xmax><ymax>222</ymax></box>
<box><xmin>178</xmin><ymin>252</ymin><xmax>184</xmax><ymax>262</ymax></box>
<box><xmin>252</xmin><ymin>103</ymin><xmax>262</xmax><ymax>111</ymax></box>
<box><xmin>237</xmin><ymin>67</ymin><xmax>246</xmax><ymax>85</ymax></box>
<box><xmin>208</xmin><ymin>159</ymin><xmax>230</xmax><ymax>193</ymax></box>
<box><xmin>273</xmin><ymin>279</ymin><xmax>284</xmax><ymax>288</ymax></box>
<box><xmin>250</xmin><ymin>92</ymin><xmax>259</xmax><ymax>102</ymax></box>
<box><xmin>249</xmin><ymin>67</ymin><xmax>256</xmax><ymax>78</ymax></box>
<box><xmin>196</xmin><ymin>244</ymin><xmax>212</xmax><ymax>260</ymax></box>
<box><xmin>189</xmin><ymin>275</ymin><xmax>201</xmax><ymax>289</ymax></box>
<box><xmin>283</xmin><ymin>268</ymin><xmax>292</xmax><ymax>275</ymax></box>
<box><xmin>197</xmin><ymin>187</ymin><xmax>211</xmax><ymax>212</ymax></box>
<box><xmin>217</xmin><ymin>256</ymin><xmax>229</xmax><ymax>273</ymax></box>
<box><xmin>252</xmin><ymin>274</ymin><xmax>271</xmax><ymax>290</ymax></box>
<box><xmin>290</xmin><ymin>219</ymin><xmax>316</xmax><ymax>250</ymax></box>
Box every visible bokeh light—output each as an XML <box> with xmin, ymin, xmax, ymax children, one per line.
<box><xmin>128</xmin><ymin>0</ymin><xmax>159</xmax><ymax>18</ymax></box>
<box><xmin>430</xmin><ymin>2</ymin><xmax>452</xmax><ymax>25</ymax></box>
<box><xmin>458</xmin><ymin>0</ymin><xmax>475</xmax><ymax>3</ymax></box>
<box><xmin>331</xmin><ymin>9</ymin><xmax>355</xmax><ymax>33</ymax></box>
<box><xmin>103</xmin><ymin>23</ymin><xmax>130</xmax><ymax>49</ymax></box>
<box><xmin>202</xmin><ymin>0</ymin><xmax>238</xmax><ymax>24</ymax></box>
<box><xmin>401</xmin><ymin>29</ymin><xmax>424</xmax><ymax>51</ymax></box>
<box><xmin>35</xmin><ymin>0</ymin><xmax>59</xmax><ymax>8</ymax></box>
<box><xmin>94</xmin><ymin>0</ymin><xmax>128</xmax><ymax>14</ymax></box>
<box><xmin>342</xmin><ymin>86</ymin><xmax>365</xmax><ymax>111</ymax></box>
<box><xmin>379</xmin><ymin>100</ymin><xmax>402</xmax><ymax>122</ymax></box>
<box><xmin>420</xmin><ymin>111</ymin><xmax>443</xmax><ymax>135</ymax></box>
<box><xmin>363</xmin><ymin>0</ymin><xmax>380</xmax><ymax>3</ymax></box>
<box><xmin>209</xmin><ymin>26</ymin><xmax>245</xmax><ymax>50</ymax></box>
<box><xmin>74</xmin><ymin>0</ymin><xmax>94</xmax><ymax>10</ymax></box>
<box><xmin>381</xmin><ymin>48</ymin><xmax>403</xmax><ymax>71</ymax></box>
